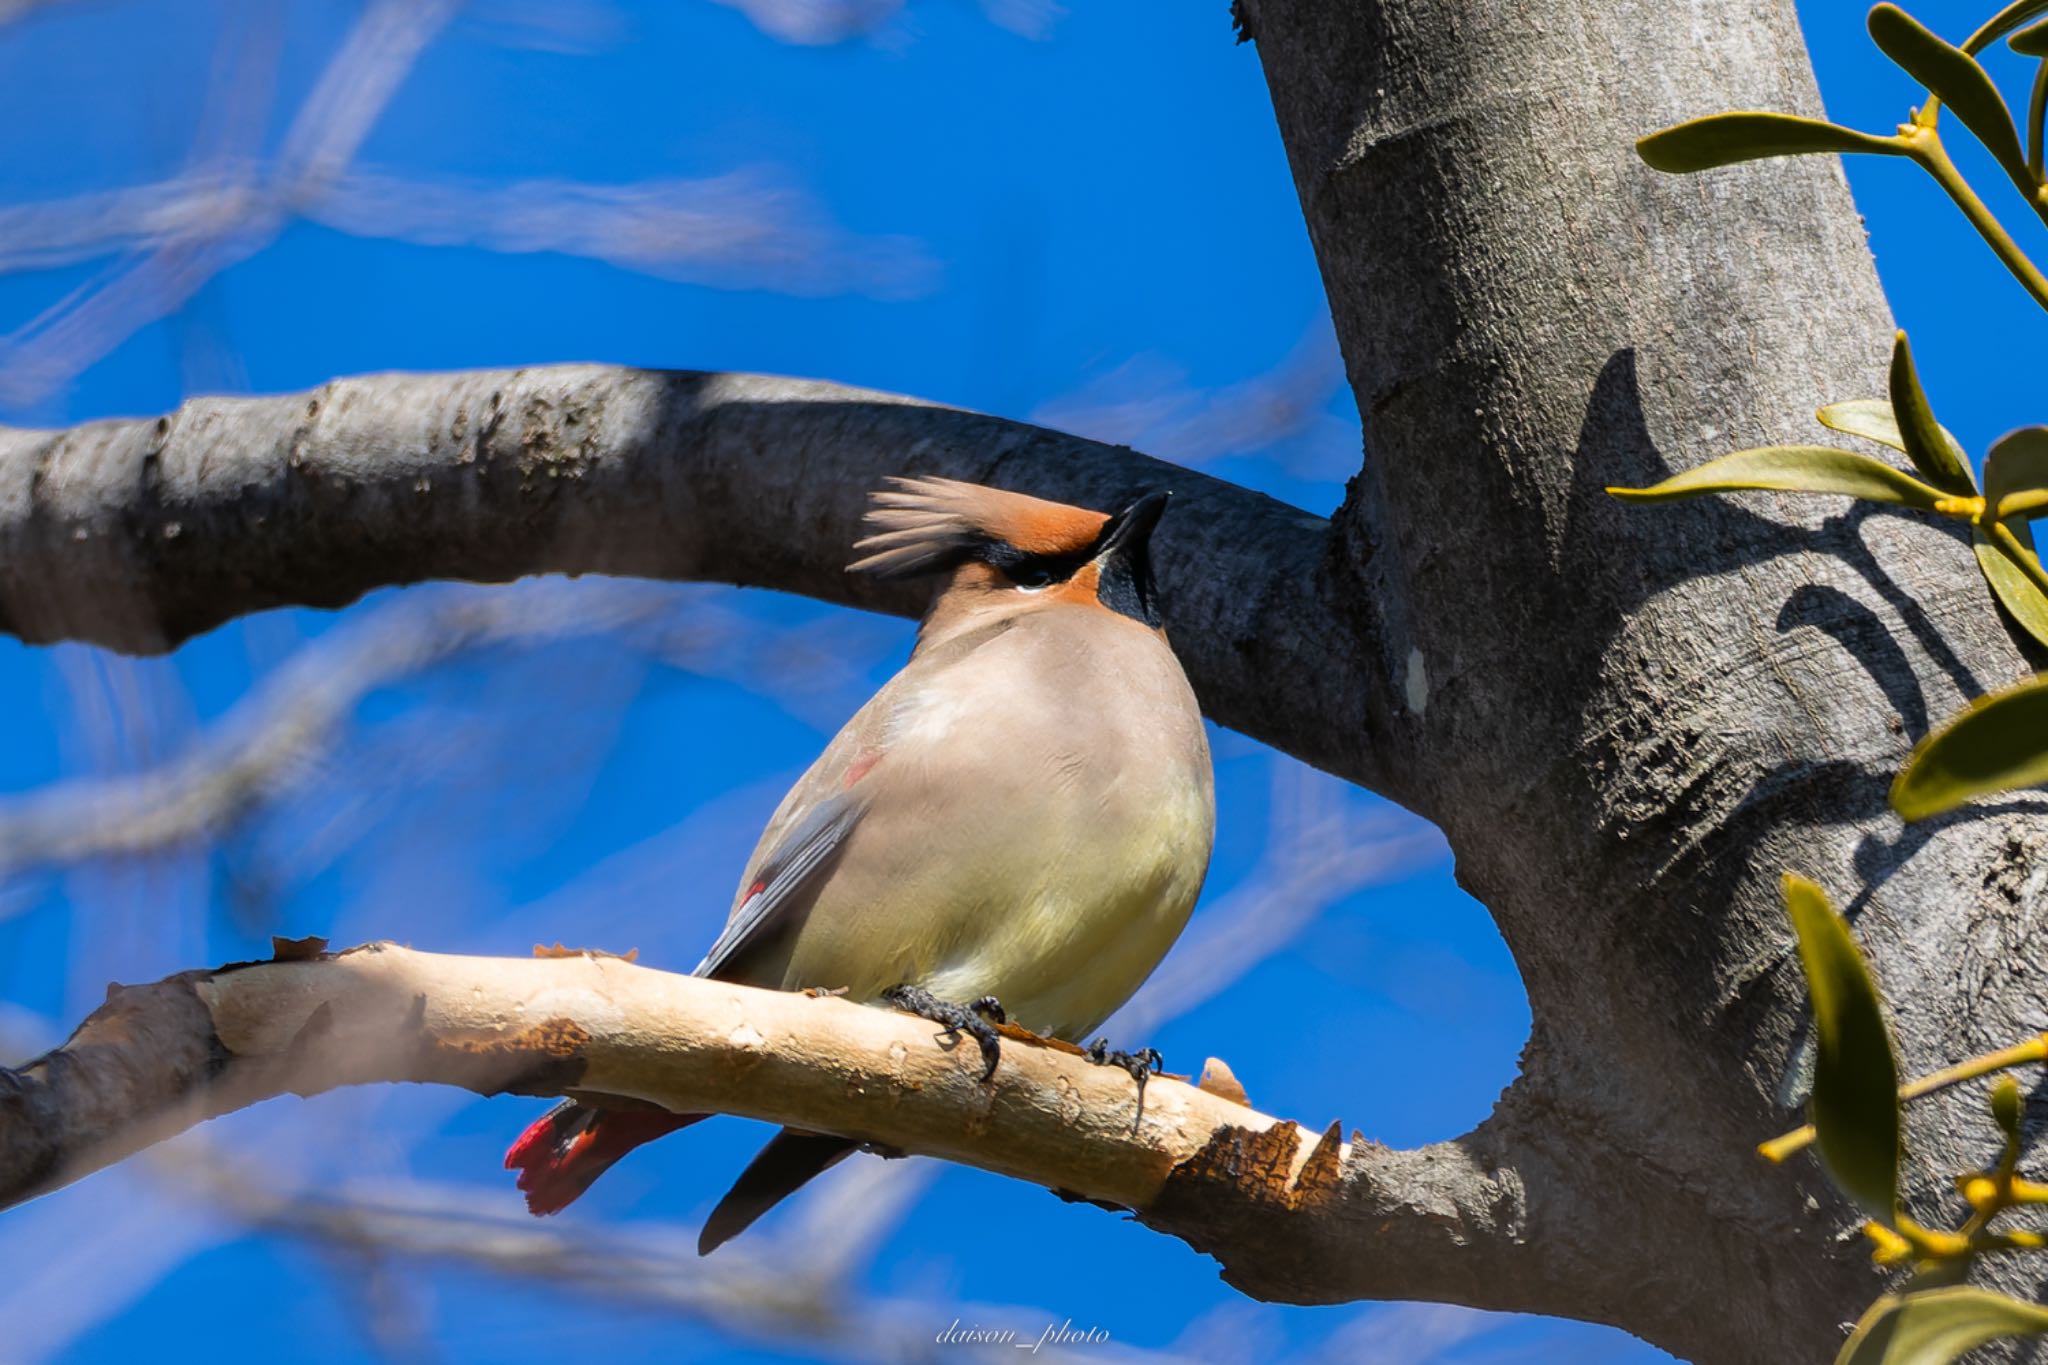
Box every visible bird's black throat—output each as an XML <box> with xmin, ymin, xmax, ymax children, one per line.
<box><xmin>1094</xmin><ymin>548</ymin><xmax>1160</xmax><ymax>627</ymax></box>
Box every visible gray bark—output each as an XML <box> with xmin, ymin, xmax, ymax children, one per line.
<box><xmin>1249</xmin><ymin>0</ymin><xmax>2048</xmax><ymax>1358</ymax></box>
<box><xmin>0</xmin><ymin>0</ymin><xmax>2041</xmax><ymax>1360</ymax></box>
<box><xmin>0</xmin><ymin>369</ymin><xmax>1388</xmax><ymax>797</ymax></box>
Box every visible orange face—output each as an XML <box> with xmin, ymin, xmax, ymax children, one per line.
<box><xmin>1044</xmin><ymin>559</ymin><xmax>1102</xmax><ymax>608</ymax></box>
<box><xmin>942</xmin><ymin>558</ymin><xmax>1099</xmax><ymax>606</ymax></box>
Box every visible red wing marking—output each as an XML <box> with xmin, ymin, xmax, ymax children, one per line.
<box><xmin>844</xmin><ymin>750</ymin><xmax>883</xmax><ymax>788</ymax></box>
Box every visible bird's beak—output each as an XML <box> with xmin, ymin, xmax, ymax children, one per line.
<box><xmin>1089</xmin><ymin>490</ymin><xmax>1170</xmax><ymax>627</ymax></box>
<box><xmin>1095</xmin><ymin>489</ymin><xmax>1171</xmax><ymax>564</ymax></box>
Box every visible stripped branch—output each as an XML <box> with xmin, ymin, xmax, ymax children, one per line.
<box><xmin>0</xmin><ymin>942</ymin><xmax>1536</xmax><ymax>1313</ymax></box>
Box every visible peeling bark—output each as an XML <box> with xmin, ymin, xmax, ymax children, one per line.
<box><xmin>0</xmin><ymin>944</ymin><xmax>1550</xmax><ymax>1314</ymax></box>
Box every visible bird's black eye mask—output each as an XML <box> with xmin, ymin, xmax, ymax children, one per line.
<box><xmin>976</xmin><ymin>540</ymin><xmax>1087</xmax><ymax>589</ymax></box>
<box><xmin>972</xmin><ymin>516</ymin><xmax>1160</xmax><ymax>627</ymax></box>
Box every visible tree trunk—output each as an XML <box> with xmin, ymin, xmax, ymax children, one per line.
<box><xmin>2</xmin><ymin>1</ymin><xmax>2042</xmax><ymax>1360</ymax></box>
<box><xmin>1246</xmin><ymin>0</ymin><xmax>2047</xmax><ymax>1357</ymax></box>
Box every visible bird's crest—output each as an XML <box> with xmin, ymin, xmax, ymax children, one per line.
<box><xmin>848</xmin><ymin>476</ymin><xmax>1109</xmax><ymax>579</ymax></box>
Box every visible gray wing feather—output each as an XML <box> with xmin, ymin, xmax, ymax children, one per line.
<box><xmin>692</xmin><ymin>794</ymin><xmax>863</xmax><ymax>980</ymax></box>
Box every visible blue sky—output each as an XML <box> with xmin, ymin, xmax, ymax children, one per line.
<box><xmin>0</xmin><ymin>2</ymin><xmax>2040</xmax><ymax>1363</ymax></box>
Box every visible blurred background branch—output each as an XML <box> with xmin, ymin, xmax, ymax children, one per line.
<box><xmin>0</xmin><ymin>581</ymin><xmax>897</xmax><ymax>886</ymax></box>
<box><xmin>0</xmin><ymin>0</ymin><xmax>936</xmax><ymax>406</ymax></box>
<box><xmin>149</xmin><ymin>1146</ymin><xmax>1190</xmax><ymax>1365</ymax></box>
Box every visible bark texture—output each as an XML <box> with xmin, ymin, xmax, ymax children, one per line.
<box><xmin>0</xmin><ymin>0</ymin><xmax>2042</xmax><ymax>1360</ymax></box>
<box><xmin>1248</xmin><ymin>0</ymin><xmax>2048</xmax><ymax>1358</ymax></box>
<box><xmin>0</xmin><ymin>371</ymin><xmax>1390</xmax><ymax>797</ymax></box>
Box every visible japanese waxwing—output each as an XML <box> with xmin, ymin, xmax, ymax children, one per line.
<box><xmin>505</xmin><ymin>475</ymin><xmax>1215</xmax><ymax>1252</ymax></box>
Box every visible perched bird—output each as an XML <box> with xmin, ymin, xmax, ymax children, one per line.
<box><xmin>505</xmin><ymin>475</ymin><xmax>1216</xmax><ymax>1252</ymax></box>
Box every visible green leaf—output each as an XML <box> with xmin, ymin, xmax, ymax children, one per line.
<box><xmin>1888</xmin><ymin>334</ymin><xmax>1979</xmax><ymax>496</ymax></box>
<box><xmin>1972</xmin><ymin>520</ymin><xmax>2048</xmax><ymax>649</ymax></box>
<box><xmin>1984</xmin><ymin>427</ymin><xmax>2048</xmax><ymax>520</ymax></box>
<box><xmin>1838</xmin><ymin>1287</ymin><xmax>2048</xmax><ymax>1364</ymax></box>
<box><xmin>1637</xmin><ymin>113</ymin><xmax>1906</xmax><ymax>173</ymax></box>
<box><xmin>1782</xmin><ymin>873</ymin><xmax>1900</xmax><ymax>1218</ymax></box>
<box><xmin>1607</xmin><ymin>447</ymin><xmax>1946</xmax><ymax>509</ymax></box>
<box><xmin>1894</xmin><ymin>674</ymin><xmax>2048</xmax><ymax>820</ymax></box>
<box><xmin>1818</xmin><ymin>399</ymin><xmax>1909</xmax><ymax>452</ymax></box>
<box><xmin>2014</xmin><ymin>17</ymin><xmax>2048</xmax><ymax>56</ymax></box>
<box><xmin>1818</xmin><ymin>398</ymin><xmax>1974</xmax><ymax>475</ymax></box>
<box><xmin>1870</xmin><ymin>5</ymin><xmax>2031</xmax><ymax>179</ymax></box>
<box><xmin>1978</xmin><ymin>0</ymin><xmax>2048</xmax><ymax>53</ymax></box>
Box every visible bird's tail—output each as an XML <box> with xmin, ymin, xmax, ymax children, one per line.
<box><xmin>505</xmin><ymin>1101</ymin><xmax>705</xmax><ymax>1215</ymax></box>
<box><xmin>698</xmin><ymin>1129</ymin><xmax>858</xmax><ymax>1254</ymax></box>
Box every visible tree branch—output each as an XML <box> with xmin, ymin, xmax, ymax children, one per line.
<box><xmin>0</xmin><ymin>942</ymin><xmax>1549</xmax><ymax>1315</ymax></box>
<box><xmin>0</xmin><ymin>368</ymin><xmax>1396</xmax><ymax>796</ymax></box>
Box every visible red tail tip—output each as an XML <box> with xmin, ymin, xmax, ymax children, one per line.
<box><xmin>504</xmin><ymin>1112</ymin><xmax>556</xmax><ymax>1173</ymax></box>
<box><xmin>504</xmin><ymin>1109</ymin><xmax>587</xmax><ymax>1215</ymax></box>
<box><xmin>503</xmin><ymin>1106</ymin><xmax>704</xmax><ymax>1217</ymax></box>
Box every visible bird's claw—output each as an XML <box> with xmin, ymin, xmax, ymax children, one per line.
<box><xmin>882</xmin><ymin>984</ymin><xmax>1005</xmax><ymax>1081</ymax></box>
<box><xmin>1086</xmin><ymin>1037</ymin><xmax>1164</xmax><ymax>1132</ymax></box>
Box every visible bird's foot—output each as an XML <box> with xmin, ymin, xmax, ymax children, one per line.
<box><xmin>881</xmin><ymin>985</ymin><xmax>1006</xmax><ymax>1080</ymax></box>
<box><xmin>1086</xmin><ymin>1038</ymin><xmax>1164</xmax><ymax>1132</ymax></box>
